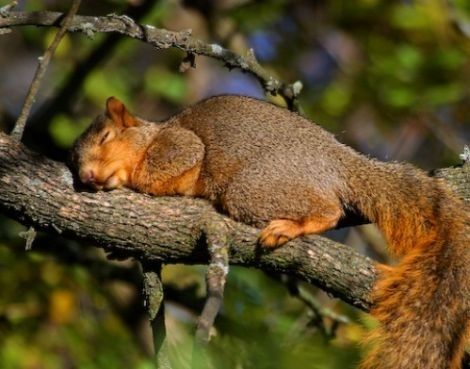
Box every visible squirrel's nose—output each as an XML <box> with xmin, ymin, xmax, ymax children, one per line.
<box><xmin>81</xmin><ymin>170</ymin><xmax>96</xmax><ymax>184</ymax></box>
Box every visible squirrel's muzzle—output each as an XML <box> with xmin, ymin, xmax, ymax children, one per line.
<box><xmin>80</xmin><ymin>169</ymin><xmax>96</xmax><ymax>185</ymax></box>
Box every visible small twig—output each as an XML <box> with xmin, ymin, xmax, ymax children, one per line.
<box><xmin>19</xmin><ymin>226</ymin><xmax>37</xmax><ymax>250</ymax></box>
<box><xmin>423</xmin><ymin>114</ymin><xmax>467</xmax><ymax>156</ymax></box>
<box><xmin>23</xmin><ymin>0</ymin><xmax>158</xmax><ymax>161</ymax></box>
<box><xmin>0</xmin><ymin>1</ymin><xmax>17</xmax><ymax>35</ymax></box>
<box><xmin>195</xmin><ymin>217</ymin><xmax>230</xmax><ymax>343</ymax></box>
<box><xmin>0</xmin><ymin>10</ymin><xmax>302</xmax><ymax>108</ymax></box>
<box><xmin>10</xmin><ymin>0</ymin><xmax>82</xmax><ymax>141</ymax></box>
<box><xmin>284</xmin><ymin>276</ymin><xmax>350</xmax><ymax>339</ymax></box>
<box><xmin>460</xmin><ymin>145</ymin><xmax>470</xmax><ymax>165</ymax></box>
<box><xmin>179</xmin><ymin>52</ymin><xmax>196</xmax><ymax>72</ymax></box>
<box><xmin>191</xmin><ymin>217</ymin><xmax>230</xmax><ymax>369</ymax></box>
<box><xmin>447</xmin><ymin>0</ymin><xmax>470</xmax><ymax>38</ymax></box>
<box><xmin>0</xmin><ymin>0</ymin><xmax>17</xmax><ymax>17</ymax></box>
<box><xmin>142</xmin><ymin>263</ymin><xmax>172</xmax><ymax>369</ymax></box>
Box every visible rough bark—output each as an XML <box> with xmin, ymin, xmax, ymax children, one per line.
<box><xmin>1</xmin><ymin>132</ymin><xmax>468</xmax><ymax>312</ymax></box>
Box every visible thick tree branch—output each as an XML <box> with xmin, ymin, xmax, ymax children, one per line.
<box><xmin>0</xmin><ymin>131</ymin><xmax>374</xmax><ymax>310</ymax></box>
<box><xmin>0</xmin><ymin>10</ymin><xmax>301</xmax><ymax>108</ymax></box>
<box><xmin>0</xmin><ymin>132</ymin><xmax>468</xmax><ymax>313</ymax></box>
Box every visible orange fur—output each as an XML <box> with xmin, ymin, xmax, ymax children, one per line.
<box><xmin>134</xmin><ymin>163</ymin><xmax>203</xmax><ymax>196</ymax></box>
<box><xmin>259</xmin><ymin>208</ymin><xmax>342</xmax><ymax>248</ymax></box>
<box><xmin>76</xmin><ymin>131</ymin><xmax>146</xmax><ymax>190</ymax></box>
<box><xmin>359</xmin><ymin>190</ymin><xmax>469</xmax><ymax>369</ymax></box>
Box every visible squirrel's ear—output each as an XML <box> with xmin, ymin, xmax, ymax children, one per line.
<box><xmin>105</xmin><ymin>97</ymin><xmax>140</xmax><ymax>128</ymax></box>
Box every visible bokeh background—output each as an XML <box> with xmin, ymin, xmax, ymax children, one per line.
<box><xmin>0</xmin><ymin>0</ymin><xmax>469</xmax><ymax>368</ymax></box>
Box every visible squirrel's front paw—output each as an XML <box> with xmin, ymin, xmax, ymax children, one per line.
<box><xmin>259</xmin><ymin>219</ymin><xmax>303</xmax><ymax>248</ymax></box>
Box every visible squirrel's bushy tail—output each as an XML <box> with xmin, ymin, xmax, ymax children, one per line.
<box><xmin>348</xmin><ymin>160</ymin><xmax>469</xmax><ymax>369</ymax></box>
<box><xmin>361</xmin><ymin>229</ymin><xmax>469</xmax><ymax>369</ymax></box>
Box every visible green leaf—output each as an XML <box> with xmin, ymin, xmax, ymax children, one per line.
<box><xmin>49</xmin><ymin>115</ymin><xmax>89</xmax><ymax>148</ymax></box>
<box><xmin>396</xmin><ymin>45</ymin><xmax>423</xmax><ymax>71</ymax></box>
<box><xmin>145</xmin><ymin>67</ymin><xmax>187</xmax><ymax>103</ymax></box>
<box><xmin>83</xmin><ymin>70</ymin><xmax>130</xmax><ymax>106</ymax></box>
<box><xmin>229</xmin><ymin>0</ymin><xmax>287</xmax><ymax>32</ymax></box>
<box><xmin>390</xmin><ymin>4</ymin><xmax>430</xmax><ymax>30</ymax></box>
<box><xmin>382</xmin><ymin>86</ymin><xmax>415</xmax><ymax>108</ymax></box>
<box><xmin>433</xmin><ymin>49</ymin><xmax>465</xmax><ymax>71</ymax></box>
<box><xmin>423</xmin><ymin>83</ymin><xmax>463</xmax><ymax>106</ymax></box>
<box><xmin>321</xmin><ymin>82</ymin><xmax>352</xmax><ymax>116</ymax></box>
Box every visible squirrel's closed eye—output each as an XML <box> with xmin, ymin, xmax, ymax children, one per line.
<box><xmin>99</xmin><ymin>131</ymin><xmax>112</xmax><ymax>145</ymax></box>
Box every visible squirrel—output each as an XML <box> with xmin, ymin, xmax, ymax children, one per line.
<box><xmin>71</xmin><ymin>95</ymin><xmax>469</xmax><ymax>369</ymax></box>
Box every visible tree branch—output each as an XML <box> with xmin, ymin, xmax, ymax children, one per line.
<box><xmin>142</xmin><ymin>263</ymin><xmax>172</xmax><ymax>368</ymax></box>
<box><xmin>0</xmin><ymin>131</ymin><xmax>374</xmax><ymax>310</ymax></box>
<box><xmin>0</xmin><ymin>132</ymin><xmax>468</xmax><ymax>313</ymax></box>
<box><xmin>0</xmin><ymin>10</ymin><xmax>301</xmax><ymax>108</ymax></box>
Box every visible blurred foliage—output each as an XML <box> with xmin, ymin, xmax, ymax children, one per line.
<box><xmin>49</xmin><ymin>114</ymin><xmax>89</xmax><ymax>148</ymax></box>
<box><xmin>0</xmin><ymin>218</ymin><xmax>153</xmax><ymax>369</ymax></box>
<box><xmin>0</xmin><ymin>0</ymin><xmax>469</xmax><ymax>368</ymax></box>
<box><xmin>145</xmin><ymin>66</ymin><xmax>188</xmax><ymax>103</ymax></box>
<box><xmin>0</xmin><ymin>219</ymin><xmax>361</xmax><ymax>369</ymax></box>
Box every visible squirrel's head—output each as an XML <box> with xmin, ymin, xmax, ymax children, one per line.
<box><xmin>71</xmin><ymin>97</ymin><xmax>143</xmax><ymax>190</ymax></box>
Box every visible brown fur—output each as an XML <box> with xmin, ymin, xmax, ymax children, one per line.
<box><xmin>71</xmin><ymin>95</ymin><xmax>469</xmax><ymax>369</ymax></box>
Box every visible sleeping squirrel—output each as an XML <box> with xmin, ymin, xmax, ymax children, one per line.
<box><xmin>71</xmin><ymin>95</ymin><xmax>469</xmax><ymax>369</ymax></box>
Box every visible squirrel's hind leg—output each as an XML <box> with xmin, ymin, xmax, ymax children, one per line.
<box><xmin>259</xmin><ymin>209</ymin><xmax>342</xmax><ymax>248</ymax></box>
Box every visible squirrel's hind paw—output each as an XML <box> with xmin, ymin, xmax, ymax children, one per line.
<box><xmin>259</xmin><ymin>219</ymin><xmax>303</xmax><ymax>248</ymax></box>
<box><xmin>259</xmin><ymin>212</ymin><xmax>341</xmax><ymax>248</ymax></box>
